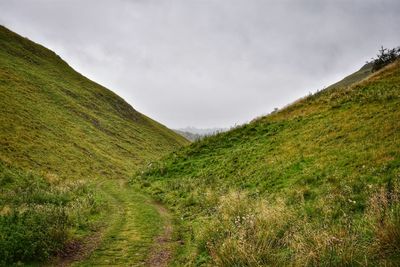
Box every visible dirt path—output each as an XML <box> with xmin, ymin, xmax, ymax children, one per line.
<box><xmin>51</xmin><ymin>179</ymin><xmax>174</xmax><ymax>267</ymax></box>
<box><xmin>146</xmin><ymin>203</ymin><xmax>174</xmax><ymax>267</ymax></box>
<box><xmin>51</xmin><ymin>231</ymin><xmax>104</xmax><ymax>267</ymax></box>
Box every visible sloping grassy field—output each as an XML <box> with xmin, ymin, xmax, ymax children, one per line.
<box><xmin>136</xmin><ymin>61</ymin><xmax>400</xmax><ymax>266</ymax></box>
<box><xmin>0</xmin><ymin>25</ymin><xmax>188</xmax><ymax>265</ymax></box>
<box><xmin>2</xmin><ymin>24</ymin><xmax>399</xmax><ymax>266</ymax></box>
<box><xmin>0</xmin><ymin>25</ymin><xmax>188</xmax><ymax>179</ymax></box>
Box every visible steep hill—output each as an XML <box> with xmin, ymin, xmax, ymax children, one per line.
<box><xmin>0</xmin><ymin>25</ymin><xmax>188</xmax><ymax>265</ymax></box>
<box><xmin>0</xmin><ymin>25</ymin><xmax>188</xmax><ymax>179</ymax></box>
<box><xmin>136</xmin><ymin>61</ymin><xmax>400</xmax><ymax>266</ymax></box>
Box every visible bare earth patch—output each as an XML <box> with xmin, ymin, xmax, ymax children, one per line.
<box><xmin>146</xmin><ymin>202</ymin><xmax>174</xmax><ymax>267</ymax></box>
<box><xmin>48</xmin><ymin>229</ymin><xmax>104</xmax><ymax>267</ymax></box>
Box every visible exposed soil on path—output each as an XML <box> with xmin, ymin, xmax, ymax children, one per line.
<box><xmin>146</xmin><ymin>202</ymin><xmax>174</xmax><ymax>267</ymax></box>
<box><xmin>49</xmin><ymin>230</ymin><xmax>104</xmax><ymax>267</ymax></box>
<box><xmin>47</xmin><ymin>180</ymin><xmax>108</xmax><ymax>267</ymax></box>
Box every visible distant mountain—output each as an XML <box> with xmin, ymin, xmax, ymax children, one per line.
<box><xmin>178</xmin><ymin>126</ymin><xmax>227</xmax><ymax>135</ymax></box>
<box><xmin>174</xmin><ymin>126</ymin><xmax>227</xmax><ymax>141</ymax></box>
<box><xmin>173</xmin><ymin>130</ymin><xmax>202</xmax><ymax>141</ymax></box>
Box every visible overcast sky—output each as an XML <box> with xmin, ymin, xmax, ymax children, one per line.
<box><xmin>1</xmin><ymin>0</ymin><xmax>399</xmax><ymax>128</ymax></box>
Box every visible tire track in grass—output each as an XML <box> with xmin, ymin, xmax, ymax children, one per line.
<box><xmin>146</xmin><ymin>203</ymin><xmax>174</xmax><ymax>267</ymax></box>
<box><xmin>63</xmin><ymin>179</ymin><xmax>173</xmax><ymax>267</ymax></box>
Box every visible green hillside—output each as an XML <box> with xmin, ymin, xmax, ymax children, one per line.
<box><xmin>325</xmin><ymin>62</ymin><xmax>372</xmax><ymax>91</ymax></box>
<box><xmin>136</xmin><ymin>61</ymin><xmax>400</xmax><ymax>266</ymax></box>
<box><xmin>0</xmin><ymin>25</ymin><xmax>188</xmax><ymax>265</ymax></box>
<box><xmin>0</xmin><ymin>25</ymin><xmax>188</xmax><ymax>179</ymax></box>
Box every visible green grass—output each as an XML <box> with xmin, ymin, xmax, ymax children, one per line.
<box><xmin>324</xmin><ymin>62</ymin><xmax>372</xmax><ymax>90</ymax></box>
<box><xmin>0</xmin><ymin>162</ymin><xmax>101</xmax><ymax>265</ymax></box>
<box><xmin>74</xmin><ymin>179</ymin><xmax>165</xmax><ymax>266</ymax></box>
<box><xmin>135</xmin><ymin>61</ymin><xmax>400</xmax><ymax>266</ymax></box>
<box><xmin>0</xmin><ymin>25</ymin><xmax>188</xmax><ymax>265</ymax></box>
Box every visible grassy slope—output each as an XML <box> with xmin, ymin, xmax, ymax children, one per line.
<box><xmin>0</xmin><ymin>25</ymin><xmax>188</xmax><ymax>179</ymax></box>
<box><xmin>136</xmin><ymin>61</ymin><xmax>400</xmax><ymax>265</ymax></box>
<box><xmin>0</xmin><ymin>25</ymin><xmax>188</xmax><ymax>265</ymax></box>
<box><xmin>325</xmin><ymin>62</ymin><xmax>372</xmax><ymax>90</ymax></box>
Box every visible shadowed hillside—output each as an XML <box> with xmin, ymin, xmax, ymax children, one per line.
<box><xmin>136</xmin><ymin>60</ymin><xmax>400</xmax><ymax>266</ymax></box>
<box><xmin>0</xmin><ymin>26</ymin><xmax>188</xmax><ymax>265</ymax></box>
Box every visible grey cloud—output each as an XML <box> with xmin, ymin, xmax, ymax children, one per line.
<box><xmin>1</xmin><ymin>0</ymin><xmax>399</xmax><ymax>128</ymax></box>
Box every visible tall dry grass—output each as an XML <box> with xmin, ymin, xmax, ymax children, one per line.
<box><xmin>198</xmin><ymin>182</ymin><xmax>400</xmax><ymax>266</ymax></box>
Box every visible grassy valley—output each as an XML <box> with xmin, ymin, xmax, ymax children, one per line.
<box><xmin>1</xmin><ymin>24</ymin><xmax>400</xmax><ymax>267</ymax></box>
<box><xmin>135</xmin><ymin>60</ymin><xmax>400</xmax><ymax>266</ymax></box>
<box><xmin>0</xmin><ymin>26</ymin><xmax>188</xmax><ymax>265</ymax></box>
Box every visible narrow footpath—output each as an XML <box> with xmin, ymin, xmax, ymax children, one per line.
<box><xmin>55</xmin><ymin>179</ymin><xmax>174</xmax><ymax>267</ymax></box>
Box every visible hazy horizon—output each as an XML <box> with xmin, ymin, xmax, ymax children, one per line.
<box><xmin>1</xmin><ymin>0</ymin><xmax>399</xmax><ymax>128</ymax></box>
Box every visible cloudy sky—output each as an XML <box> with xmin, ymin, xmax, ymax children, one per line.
<box><xmin>1</xmin><ymin>0</ymin><xmax>399</xmax><ymax>128</ymax></box>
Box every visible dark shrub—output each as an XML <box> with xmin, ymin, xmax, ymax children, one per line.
<box><xmin>371</xmin><ymin>46</ymin><xmax>400</xmax><ymax>72</ymax></box>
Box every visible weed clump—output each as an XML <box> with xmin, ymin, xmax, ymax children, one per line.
<box><xmin>0</xmin><ymin>162</ymin><xmax>102</xmax><ymax>265</ymax></box>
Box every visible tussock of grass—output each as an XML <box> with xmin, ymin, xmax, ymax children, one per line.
<box><xmin>135</xmin><ymin>61</ymin><xmax>400</xmax><ymax>265</ymax></box>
